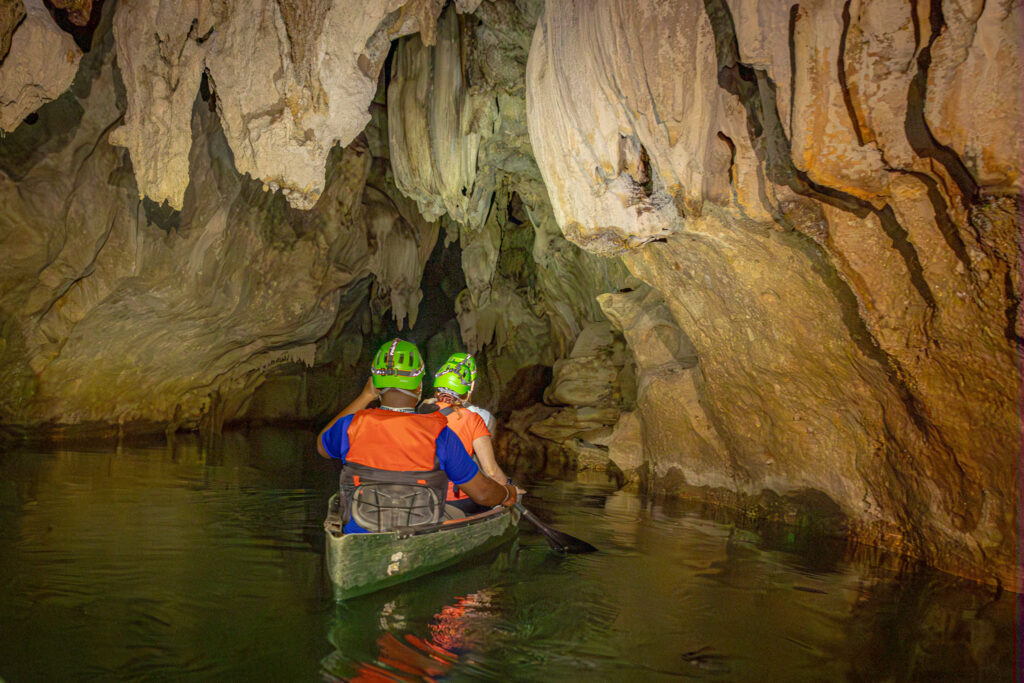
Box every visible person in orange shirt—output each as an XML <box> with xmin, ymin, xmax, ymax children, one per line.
<box><xmin>317</xmin><ymin>340</ymin><xmax>516</xmax><ymax>532</ymax></box>
<box><xmin>421</xmin><ymin>353</ymin><xmax>523</xmax><ymax>515</ymax></box>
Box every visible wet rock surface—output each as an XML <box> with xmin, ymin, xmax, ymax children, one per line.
<box><xmin>526</xmin><ymin>0</ymin><xmax>1020</xmax><ymax>587</ymax></box>
<box><xmin>0</xmin><ymin>0</ymin><xmax>1019</xmax><ymax>587</ymax></box>
<box><xmin>0</xmin><ymin>14</ymin><xmax>439</xmax><ymax>428</ymax></box>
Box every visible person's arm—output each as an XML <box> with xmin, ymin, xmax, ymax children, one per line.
<box><xmin>436</xmin><ymin>426</ymin><xmax>517</xmax><ymax>507</ymax></box>
<box><xmin>465</xmin><ymin>413</ymin><xmax>525</xmax><ymax>495</ymax></box>
<box><xmin>457</xmin><ymin>471</ymin><xmax>517</xmax><ymax>507</ymax></box>
<box><xmin>471</xmin><ymin>436</ymin><xmax>525</xmax><ymax>495</ymax></box>
<box><xmin>317</xmin><ymin>379</ymin><xmax>378</xmax><ymax>458</ymax></box>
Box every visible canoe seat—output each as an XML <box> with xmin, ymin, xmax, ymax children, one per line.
<box><xmin>351</xmin><ymin>484</ymin><xmax>443</xmax><ymax>532</ymax></box>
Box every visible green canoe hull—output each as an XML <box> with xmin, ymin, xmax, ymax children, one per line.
<box><xmin>324</xmin><ymin>495</ymin><xmax>520</xmax><ymax>601</ymax></box>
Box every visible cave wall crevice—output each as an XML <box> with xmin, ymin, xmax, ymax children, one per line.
<box><xmin>525</xmin><ymin>0</ymin><xmax>1020</xmax><ymax>586</ymax></box>
<box><xmin>0</xmin><ymin>2</ymin><xmax>444</xmax><ymax>430</ymax></box>
<box><xmin>0</xmin><ymin>0</ymin><xmax>1018</xmax><ymax>587</ymax></box>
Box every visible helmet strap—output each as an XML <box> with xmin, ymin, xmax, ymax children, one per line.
<box><xmin>435</xmin><ymin>388</ymin><xmax>466</xmax><ymax>406</ymax></box>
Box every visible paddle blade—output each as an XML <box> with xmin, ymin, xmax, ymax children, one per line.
<box><xmin>516</xmin><ymin>504</ymin><xmax>598</xmax><ymax>554</ymax></box>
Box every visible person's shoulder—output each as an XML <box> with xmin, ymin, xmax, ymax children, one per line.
<box><xmin>463</xmin><ymin>409</ymin><xmax>486</xmax><ymax>427</ymax></box>
<box><xmin>467</xmin><ymin>404</ymin><xmax>493</xmax><ymax>420</ymax></box>
<box><xmin>467</xmin><ymin>405</ymin><xmax>495</xmax><ymax>429</ymax></box>
<box><xmin>417</xmin><ymin>409</ymin><xmax>449</xmax><ymax>431</ymax></box>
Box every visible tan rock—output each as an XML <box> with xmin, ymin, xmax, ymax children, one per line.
<box><xmin>0</xmin><ymin>32</ymin><xmax>438</xmax><ymax>426</ymax></box>
<box><xmin>109</xmin><ymin>0</ymin><xmax>465</xmax><ymax>210</ymax></box>
<box><xmin>528</xmin><ymin>406</ymin><xmax>620</xmax><ymax>442</ymax></box>
<box><xmin>388</xmin><ymin>4</ymin><xmax>488</xmax><ymax>225</ymax></box>
<box><xmin>925</xmin><ymin>0</ymin><xmax>1022</xmax><ymax>192</ymax></box>
<box><xmin>569</xmin><ymin>321</ymin><xmax>615</xmax><ymax>359</ymax></box>
<box><xmin>544</xmin><ymin>355</ymin><xmax>619</xmax><ymax>408</ymax></box>
<box><xmin>607</xmin><ymin>410</ymin><xmax>643</xmax><ymax>477</ymax></box>
<box><xmin>572</xmin><ymin>442</ymin><xmax>617</xmax><ymax>472</ymax></box>
<box><xmin>0</xmin><ymin>0</ymin><xmax>81</xmax><ymax>131</ymax></box>
<box><xmin>526</xmin><ymin>0</ymin><xmax>724</xmax><ymax>254</ymax></box>
<box><xmin>526</xmin><ymin>0</ymin><xmax>1021</xmax><ymax>587</ymax></box>
<box><xmin>0</xmin><ymin>0</ymin><xmax>25</xmax><ymax>62</ymax></box>
<box><xmin>51</xmin><ymin>0</ymin><xmax>93</xmax><ymax>25</ymax></box>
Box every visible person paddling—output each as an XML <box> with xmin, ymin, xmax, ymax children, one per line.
<box><xmin>421</xmin><ymin>353</ymin><xmax>523</xmax><ymax>515</ymax></box>
<box><xmin>317</xmin><ymin>339</ymin><xmax>516</xmax><ymax>534</ymax></box>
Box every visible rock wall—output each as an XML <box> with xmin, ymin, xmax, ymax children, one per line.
<box><xmin>0</xmin><ymin>12</ymin><xmax>439</xmax><ymax>428</ymax></box>
<box><xmin>0</xmin><ymin>0</ymin><xmax>81</xmax><ymax>130</ymax></box>
<box><xmin>103</xmin><ymin>0</ymin><xmax>484</xmax><ymax>211</ymax></box>
<box><xmin>0</xmin><ymin>0</ymin><xmax>1018</xmax><ymax>586</ymax></box>
<box><xmin>386</xmin><ymin>0</ymin><xmax>634</xmax><ymax>402</ymax></box>
<box><xmin>527</xmin><ymin>0</ymin><xmax>1020</xmax><ymax>587</ymax></box>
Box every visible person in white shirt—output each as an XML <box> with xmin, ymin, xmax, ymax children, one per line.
<box><xmin>418</xmin><ymin>353</ymin><xmax>525</xmax><ymax>507</ymax></box>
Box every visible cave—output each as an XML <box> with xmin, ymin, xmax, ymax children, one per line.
<box><xmin>0</xmin><ymin>0</ymin><xmax>1019</xmax><ymax>679</ymax></box>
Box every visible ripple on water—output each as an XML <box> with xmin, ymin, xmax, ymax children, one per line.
<box><xmin>0</xmin><ymin>440</ymin><xmax>1017</xmax><ymax>682</ymax></box>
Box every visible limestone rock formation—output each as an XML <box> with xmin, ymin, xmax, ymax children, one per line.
<box><xmin>0</xmin><ymin>0</ymin><xmax>81</xmax><ymax>130</ymax></box>
<box><xmin>108</xmin><ymin>0</ymin><xmax>483</xmax><ymax>211</ymax></box>
<box><xmin>527</xmin><ymin>0</ymin><xmax>1021</xmax><ymax>587</ymax></box>
<box><xmin>0</xmin><ymin>0</ymin><xmax>25</xmax><ymax>62</ymax></box>
<box><xmin>0</xmin><ymin>0</ymin><xmax>1018</xmax><ymax>589</ymax></box>
<box><xmin>386</xmin><ymin>0</ymin><xmax>633</xmax><ymax>400</ymax></box>
<box><xmin>0</xmin><ymin>19</ymin><xmax>437</xmax><ymax>427</ymax></box>
<box><xmin>607</xmin><ymin>410</ymin><xmax>643</xmax><ymax>483</ymax></box>
<box><xmin>599</xmin><ymin>286</ymin><xmax>730</xmax><ymax>489</ymax></box>
<box><xmin>51</xmin><ymin>0</ymin><xmax>94</xmax><ymax>26</ymax></box>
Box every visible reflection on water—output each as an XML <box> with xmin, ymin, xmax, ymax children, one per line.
<box><xmin>0</xmin><ymin>429</ymin><xmax>1016</xmax><ymax>682</ymax></box>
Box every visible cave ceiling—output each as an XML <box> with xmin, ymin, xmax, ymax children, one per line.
<box><xmin>0</xmin><ymin>0</ymin><xmax>1020</xmax><ymax>588</ymax></box>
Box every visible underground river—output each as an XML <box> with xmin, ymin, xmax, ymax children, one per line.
<box><xmin>0</xmin><ymin>429</ymin><xmax>1016</xmax><ymax>681</ymax></box>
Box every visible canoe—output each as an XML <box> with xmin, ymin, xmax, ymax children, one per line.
<box><xmin>323</xmin><ymin>494</ymin><xmax>520</xmax><ymax>601</ymax></box>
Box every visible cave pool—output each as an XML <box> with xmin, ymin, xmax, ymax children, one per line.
<box><xmin>0</xmin><ymin>428</ymin><xmax>1016</xmax><ymax>681</ymax></box>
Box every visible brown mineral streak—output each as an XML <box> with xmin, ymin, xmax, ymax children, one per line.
<box><xmin>0</xmin><ymin>0</ymin><xmax>1019</xmax><ymax>589</ymax></box>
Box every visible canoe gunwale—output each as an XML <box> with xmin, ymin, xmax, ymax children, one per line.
<box><xmin>324</xmin><ymin>494</ymin><xmax>520</xmax><ymax>600</ymax></box>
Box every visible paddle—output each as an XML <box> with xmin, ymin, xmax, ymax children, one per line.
<box><xmin>514</xmin><ymin>502</ymin><xmax>597</xmax><ymax>554</ymax></box>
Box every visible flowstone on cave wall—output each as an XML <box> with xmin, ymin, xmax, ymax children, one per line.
<box><xmin>386</xmin><ymin>0</ymin><xmax>636</xmax><ymax>424</ymax></box>
<box><xmin>0</xmin><ymin>8</ymin><xmax>440</xmax><ymax>429</ymax></box>
<box><xmin>527</xmin><ymin>0</ymin><xmax>1021</xmax><ymax>587</ymax></box>
<box><xmin>0</xmin><ymin>0</ymin><xmax>82</xmax><ymax>130</ymax></box>
<box><xmin>104</xmin><ymin>0</ymin><xmax>483</xmax><ymax>211</ymax></box>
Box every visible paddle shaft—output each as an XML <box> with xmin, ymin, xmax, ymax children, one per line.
<box><xmin>514</xmin><ymin>502</ymin><xmax>597</xmax><ymax>554</ymax></box>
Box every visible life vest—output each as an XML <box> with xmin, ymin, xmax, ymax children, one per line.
<box><xmin>339</xmin><ymin>409</ymin><xmax>450</xmax><ymax>532</ymax></box>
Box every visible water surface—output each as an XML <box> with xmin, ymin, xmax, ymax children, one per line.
<box><xmin>0</xmin><ymin>429</ymin><xmax>1016</xmax><ymax>681</ymax></box>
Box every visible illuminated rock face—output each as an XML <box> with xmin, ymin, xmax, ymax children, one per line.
<box><xmin>107</xmin><ymin>0</ymin><xmax>485</xmax><ymax>211</ymax></box>
<box><xmin>0</xmin><ymin>25</ymin><xmax>438</xmax><ymax>426</ymax></box>
<box><xmin>385</xmin><ymin>0</ymin><xmax>634</xmax><ymax>397</ymax></box>
<box><xmin>0</xmin><ymin>0</ymin><xmax>1019</xmax><ymax>586</ymax></box>
<box><xmin>0</xmin><ymin>0</ymin><xmax>81</xmax><ymax>130</ymax></box>
<box><xmin>527</xmin><ymin>0</ymin><xmax>1021</xmax><ymax>587</ymax></box>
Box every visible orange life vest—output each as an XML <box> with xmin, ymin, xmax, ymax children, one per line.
<box><xmin>345</xmin><ymin>408</ymin><xmax>448</xmax><ymax>471</ymax></box>
<box><xmin>339</xmin><ymin>409</ymin><xmax>451</xmax><ymax>529</ymax></box>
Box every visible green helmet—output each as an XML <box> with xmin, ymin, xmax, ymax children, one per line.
<box><xmin>371</xmin><ymin>338</ymin><xmax>425</xmax><ymax>390</ymax></box>
<box><xmin>433</xmin><ymin>353</ymin><xmax>477</xmax><ymax>395</ymax></box>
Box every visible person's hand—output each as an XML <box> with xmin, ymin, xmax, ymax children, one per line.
<box><xmin>515</xmin><ymin>485</ymin><xmax>527</xmax><ymax>497</ymax></box>
<box><xmin>361</xmin><ymin>378</ymin><xmax>380</xmax><ymax>400</ymax></box>
<box><xmin>500</xmin><ymin>483</ymin><xmax>518</xmax><ymax>507</ymax></box>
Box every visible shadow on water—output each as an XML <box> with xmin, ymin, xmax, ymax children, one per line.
<box><xmin>0</xmin><ymin>429</ymin><xmax>1017</xmax><ymax>682</ymax></box>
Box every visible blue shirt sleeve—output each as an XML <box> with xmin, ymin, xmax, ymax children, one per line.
<box><xmin>321</xmin><ymin>414</ymin><xmax>355</xmax><ymax>460</ymax></box>
<box><xmin>436</xmin><ymin>426</ymin><xmax>479</xmax><ymax>485</ymax></box>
